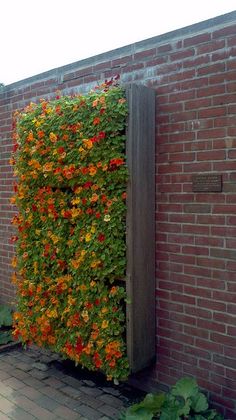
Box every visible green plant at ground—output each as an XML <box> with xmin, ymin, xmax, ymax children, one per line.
<box><xmin>121</xmin><ymin>377</ymin><xmax>224</xmax><ymax>420</ymax></box>
<box><xmin>0</xmin><ymin>305</ymin><xmax>14</xmax><ymax>345</ymax></box>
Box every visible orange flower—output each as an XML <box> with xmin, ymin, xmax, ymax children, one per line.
<box><xmin>93</xmin><ymin>117</ymin><xmax>100</xmax><ymax>125</ymax></box>
<box><xmin>49</xmin><ymin>132</ymin><xmax>57</xmax><ymax>143</ymax></box>
<box><xmin>37</xmin><ymin>130</ymin><xmax>45</xmax><ymax>138</ymax></box>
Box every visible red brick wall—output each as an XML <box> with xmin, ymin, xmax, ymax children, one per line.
<box><xmin>1</xmin><ymin>11</ymin><xmax>236</xmax><ymax>418</ymax></box>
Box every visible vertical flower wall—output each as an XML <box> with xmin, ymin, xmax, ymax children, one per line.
<box><xmin>10</xmin><ymin>80</ymin><xmax>129</xmax><ymax>380</ymax></box>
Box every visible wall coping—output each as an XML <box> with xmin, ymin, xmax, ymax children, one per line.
<box><xmin>2</xmin><ymin>10</ymin><xmax>236</xmax><ymax>91</ymax></box>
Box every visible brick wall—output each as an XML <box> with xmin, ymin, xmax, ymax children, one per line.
<box><xmin>1</xmin><ymin>10</ymin><xmax>236</xmax><ymax>418</ymax></box>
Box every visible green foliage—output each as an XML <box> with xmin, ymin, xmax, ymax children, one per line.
<box><xmin>11</xmin><ymin>79</ymin><xmax>129</xmax><ymax>380</ymax></box>
<box><xmin>122</xmin><ymin>393</ymin><xmax>165</xmax><ymax>419</ymax></box>
<box><xmin>121</xmin><ymin>377</ymin><xmax>224</xmax><ymax>420</ymax></box>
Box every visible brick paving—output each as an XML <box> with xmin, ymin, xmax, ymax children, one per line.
<box><xmin>0</xmin><ymin>345</ymin><xmax>144</xmax><ymax>419</ymax></box>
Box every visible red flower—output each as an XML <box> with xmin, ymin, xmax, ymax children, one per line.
<box><xmin>10</xmin><ymin>236</ymin><xmax>18</xmax><ymax>243</ymax></box>
<box><xmin>57</xmin><ymin>146</ymin><xmax>65</xmax><ymax>155</ymax></box>
<box><xmin>95</xmin><ymin>212</ymin><xmax>101</xmax><ymax>219</ymax></box>
<box><xmin>13</xmin><ymin>143</ymin><xmax>19</xmax><ymax>152</ymax></box>
<box><xmin>83</xmin><ymin>181</ymin><xmax>93</xmax><ymax>189</ymax></box>
<box><xmin>63</xmin><ymin>210</ymin><xmax>72</xmax><ymax>219</ymax></box>
<box><xmin>98</xmin><ymin>234</ymin><xmax>105</xmax><ymax>242</ymax></box>
<box><xmin>109</xmin><ymin>158</ymin><xmax>124</xmax><ymax>167</ymax></box>
<box><xmin>76</xmin><ymin>337</ymin><xmax>84</xmax><ymax>355</ymax></box>
<box><xmin>81</xmin><ymin>167</ymin><xmax>88</xmax><ymax>175</ymax></box>
<box><xmin>86</xmin><ymin>208</ymin><xmax>93</xmax><ymax>215</ymax></box>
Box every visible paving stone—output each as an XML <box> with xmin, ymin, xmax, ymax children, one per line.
<box><xmin>0</xmin><ymin>361</ymin><xmax>14</xmax><ymax>371</ymax></box>
<box><xmin>34</xmin><ymin>394</ymin><xmax>61</xmax><ymax>411</ymax></box>
<box><xmin>13</xmin><ymin>361</ymin><xmax>33</xmax><ymax>372</ymax></box>
<box><xmin>22</xmin><ymin>376</ymin><xmax>45</xmax><ymax>388</ymax></box>
<box><xmin>3</xmin><ymin>377</ymin><xmax>26</xmax><ymax>390</ymax></box>
<box><xmin>98</xmin><ymin>393</ymin><xmax>124</xmax><ymax>408</ymax></box>
<box><xmin>0</xmin><ymin>369</ymin><xmax>12</xmax><ymax>380</ymax></box>
<box><xmin>13</xmin><ymin>360</ymin><xmax>32</xmax><ymax>372</ymax></box>
<box><xmin>32</xmin><ymin>361</ymin><xmax>49</xmax><ymax>371</ymax></box>
<box><xmin>60</xmin><ymin>385</ymin><xmax>82</xmax><ymax>398</ymax></box>
<box><xmin>18</xmin><ymin>385</ymin><xmax>43</xmax><ymax>400</ymax></box>
<box><xmin>75</xmin><ymin>403</ymin><xmax>104</xmax><ymax>419</ymax></box>
<box><xmin>43</xmin><ymin>376</ymin><xmax>65</xmax><ymax>389</ymax></box>
<box><xmin>102</xmin><ymin>386</ymin><xmax>121</xmax><ymax>397</ymax></box>
<box><xmin>60</xmin><ymin>375</ymin><xmax>83</xmax><ymax>388</ymax></box>
<box><xmin>98</xmin><ymin>403</ymin><xmax>121</xmax><ymax>418</ymax></box>
<box><xmin>11</xmin><ymin>368</ymin><xmax>31</xmax><ymax>380</ymax></box>
<box><xmin>29</xmin><ymin>368</ymin><xmax>49</xmax><ymax>380</ymax></box>
<box><xmin>30</xmin><ymin>405</ymin><xmax>58</xmax><ymax>419</ymax></box>
<box><xmin>11</xmin><ymin>394</ymin><xmax>39</xmax><ymax>411</ymax></box>
<box><xmin>0</xmin><ymin>413</ymin><xmax>11</xmax><ymax>420</ymax></box>
<box><xmin>0</xmin><ymin>396</ymin><xmax>17</xmax><ymax>414</ymax></box>
<box><xmin>39</xmin><ymin>385</ymin><xmax>64</xmax><ymax>400</ymax></box>
<box><xmin>7</xmin><ymin>405</ymin><xmax>36</xmax><ymax>420</ymax></box>
<box><xmin>0</xmin><ymin>383</ymin><xmax>16</xmax><ymax>398</ymax></box>
<box><xmin>53</xmin><ymin>404</ymin><xmax>82</xmax><ymax>419</ymax></box>
<box><xmin>82</xmin><ymin>379</ymin><xmax>95</xmax><ymax>387</ymax></box>
<box><xmin>79</xmin><ymin>385</ymin><xmax>103</xmax><ymax>397</ymax></box>
<box><xmin>77</xmin><ymin>393</ymin><xmax>104</xmax><ymax>409</ymax></box>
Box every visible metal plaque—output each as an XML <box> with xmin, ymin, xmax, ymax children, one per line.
<box><xmin>192</xmin><ymin>174</ymin><xmax>222</xmax><ymax>192</ymax></box>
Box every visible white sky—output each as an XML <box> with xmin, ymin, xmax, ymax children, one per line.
<box><xmin>1</xmin><ymin>1</ymin><xmax>235</xmax><ymax>86</ymax></box>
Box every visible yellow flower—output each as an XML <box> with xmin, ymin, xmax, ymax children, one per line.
<box><xmin>68</xmin><ymin>296</ymin><xmax>76</xmax><ymax>306</ymax></box>
<box><xmin>90</xmin><ymin>280</ymin><xmax>96</xmax><ymax>287</ymax></box>
<box><xmin>46</xmin><ymin>309</ymin><xmax>58</xmax><ymax>318</ymax></box>
<box><xmin>71</xmin><ymin>197</ymin><xmax>81</xmax><ymax>205</ymax></box>
<box><xmin>81</xmin><ymin>310</ymin><xmax>89</xmax><ymax>323</ymax></box>
<box><xmin>90</xmin><ymin>225</ymin><xmax>96</xmax><ymax>234</ymax></box>
<box><xmin>101</xmin><ymin>307</ymin><xmax>108</xmax><ymax>314</ymax></box>
<box><xmin>71</xmin><ymin>259</ymin><xmax>81</xmax><ymax>269</ymax></box>
<box><xmin>51</xmin><ymin>234</ymin><xmax>60</xmax><ymax>244</ymax></box>
<box><xmin>49</xmin><ymin>132</ymin><xmax>57</xmax><ymax>142</ymax></box>
<box><xmin>83</xmin><ymin>139</ymin><xmax>93</xmax><ymax>149</ymax></box>
<box><xmin>85</xmin><ymin>233</ymin><xmax>91</xmax><ymax>242</ymax></box>
<box><xmin>71</xmin><ymin>207</ymin><xmax>82</xmax><ymax>219</ymax></box>
<box><xmin>12</xmin><ymin>257</ymin><xmax>17</xmax><ymax>268</ymax></box>
<box><xmin>101</xmin><ymin>320</ymin><xmax>108</xmax><ymax>329</ymax></box>
<box><xmin>90</xmin><ymin>260</ymin><xmax>101</xmax><ymax>269</ymax></box>
<box><xmin>74</xmin><ymin>186</ymin><xmax>82</xmax><ymax>195</ymax></box>
<box><xmin>43</xmin><ymin>162</ymin><xmax>54</xmax><ymax>172</ymax></box>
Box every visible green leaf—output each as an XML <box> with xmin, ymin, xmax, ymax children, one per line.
<box><xmin>122</xmin><ymin>408</ymin><xmax>153</xmax><ymax>420</ymax></box>
<box><xmin>127</xmin><ymin>393</ymin><xmax>165</xmax><ymax>417</ymax></box>
<box><xmin>203</xmin><ymin>410</ymin><xmax>224</xmax><ymax>420</ymax></box>
<box><xmin>171</xmin><ymin>377</ymin><xmax>198</xmax><ymax>401</ymax></box>
<box><xmin>160</xmin><ymin>403</ymin><xmax>182</xmax><ymax>420</ymax></box>
<box><xmin>191</xmin><ymin>392</ymin><xmax>209</xmax><ymax>413</ymax></box>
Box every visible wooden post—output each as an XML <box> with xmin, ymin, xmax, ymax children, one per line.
<box><xmin>125</xmin><ymin>84</ymin><xmax>156</xmax><ymax>372</ymax></box>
